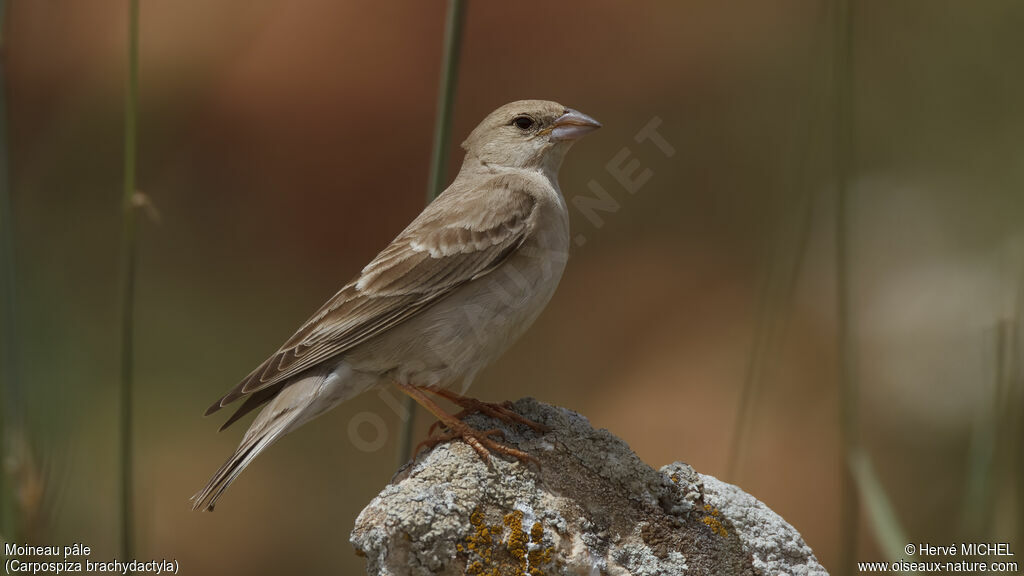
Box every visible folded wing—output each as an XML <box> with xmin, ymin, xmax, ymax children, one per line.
<box><xmin>205</xmin><ymin>175</ymin><xmax>538</xmax><ymax>426</ymax></box>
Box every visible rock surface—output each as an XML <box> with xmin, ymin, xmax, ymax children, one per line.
<box><xmin>351</xmin><ymin>398</ymin><xmax>828</xmax><ymax>576</ymax></box>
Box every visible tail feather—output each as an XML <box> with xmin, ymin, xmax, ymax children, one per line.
<box><xmin>193</xmin><ymin>364</ymin><xmax>367</xmax><ymax>511</ymax></box>
<box><xmin>191</xmin><ymin>409</ymin><xmax>296</xmax><ymax>511</ymax></box>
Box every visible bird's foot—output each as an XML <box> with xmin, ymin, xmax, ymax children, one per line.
<box><xmin>424</xmin><ymin>388</ymin><xmax>551</xmax><ymax>436</ymax></box>
<box><xmin>415</xmin><ymin>419</ymin><xmax>538</xmax><ymax>465</ymax></box>
<box><xmin>394</xmin><ymin>382</ymin><xmax>541</xmax><ymax>465</ymax></box>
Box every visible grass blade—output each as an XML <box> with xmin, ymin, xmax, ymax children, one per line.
<box><xmin>425</xmin><ymin>0</ymin><xmax>466</xmax><ymax>205</ymax></box>
<box><xmin>833</xmin><ymin>0</ymin><xmax>861</xmax><ymax>574</ymax></box>
<box><xmin>849</xmin><ymin>449</ymin><xmax>917</xmax><ymax>569</ymax></box>
<box><xmin>728</xmin><ymin>3</ymin><xmax>828</xmax><ymax>480</ymax></box>
<box><xmin>961</xmin><ymin>322</ymin><xmax>1008</xmax><ymax>537</ymax></box>
<box><xmin>118</xmin><ymin>0</ymin><xmax>140</xmax><ymax>565</ymax></box>
<box><xmin>397</xmin><ymin>0</ymin><xmax>466</xmax><ymax>467</ymax></box>
<box><xmin>0</xmin><ymin>0</ymin><xmax>19</xmax><ymax>543</ymax></box>
<box><xmin>1013</xmin><ymin>279</ymin><xmax>1023</xmax><ymax>544</ymax></box>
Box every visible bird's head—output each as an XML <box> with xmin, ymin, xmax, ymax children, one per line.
<box><xmin>461</xmin><ymin>100</ymin><xmax>601</xmax><ymax>173</ymax></box>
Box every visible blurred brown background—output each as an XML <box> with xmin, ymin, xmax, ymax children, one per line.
<box><xmin>3</xmin><ymin>1</ymin><xmax>1023</xmax><ymax>574</ymax></box>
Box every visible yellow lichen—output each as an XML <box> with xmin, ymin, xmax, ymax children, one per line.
<box><xmin>528</xmin><ymin>521</ymin><xmax>553</xmax><ymax>571</ymax></box>
<box><xmin>701</xmin><ymin>504</ymin><xmax>729</xmax><ymax>537</ymax></box>
<box><xmin>530</xmin><ymin>522</ymin><xmax>544</xmax><ymax>543</ymax></box>
<box><xmin>528</xmin><ymin>549</ymin><xmax>553</xmax><ymax>573</ymax></box>
<box><xmin>471</xmin><ymin>508</ymin><xmax>485</xmax><ymax>527</ymax></box>
<box><xmin>504</xmin><ymin>510</ymin><xmax>529</xmax><ymax>566</ymax></box>
<box><xmin>459</xmin><ymin>507</ymin><xmax>555</xmax><ymax>575</ymax></box>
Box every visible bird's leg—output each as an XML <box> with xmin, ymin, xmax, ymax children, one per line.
<box><xmin>422</xmin><ymin>387</ymin><xmax>551</xmax><ymax>435</ymax></box>
<box><xmin>395</xmin><ymin>382</ymin><xmax>537</xmax><ymax>464</ymax></box>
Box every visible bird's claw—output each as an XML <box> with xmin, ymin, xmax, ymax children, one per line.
<box><xmin>415</xmin><ymin>422</ymin><xmax>537</xmax><ymax>465</ymax></box>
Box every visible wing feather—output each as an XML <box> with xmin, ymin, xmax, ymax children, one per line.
<box><xmin>206</xmin><ymin>175</ymin><xmax>538</xmax><ymax>418</ymax></box>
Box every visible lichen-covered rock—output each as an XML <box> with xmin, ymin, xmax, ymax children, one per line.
<box><xmin>350</xmin><ymin>398</ymin><xmax>827</xmax><ymax>576</ymax></box>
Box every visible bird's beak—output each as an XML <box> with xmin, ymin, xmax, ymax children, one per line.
<box><xmin>550</xmin><ymin>109</ymin><xmax>602</xmax><ymax>141</ymax></box>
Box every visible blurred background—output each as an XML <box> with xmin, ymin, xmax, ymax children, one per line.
<box><xmin>2</xmin><ymin>1</ymin><xmax>1023</xmax><ymax>574</ymax></box>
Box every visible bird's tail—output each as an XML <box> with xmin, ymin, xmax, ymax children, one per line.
<box><xmin>192</xmin><ymin>365</ymin><xmax>370</xmax><ymax>511</ymax></box>
<box><xmin>190</xmin><ymin>405</ymin><xmax>297</xmax><ymax>511</ymax></box>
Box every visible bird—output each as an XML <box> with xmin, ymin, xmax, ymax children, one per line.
<box><xmin>192</xmin><ymin>100</ymin><xmax>601</xmax><ymax>511</ymax></box>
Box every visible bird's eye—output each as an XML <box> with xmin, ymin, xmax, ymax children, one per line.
<box><xmin>511</xmin><ymin>116</ymin><xmax>535</xmax><ymax>131</ymax></box>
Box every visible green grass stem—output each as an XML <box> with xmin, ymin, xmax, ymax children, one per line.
<box><xmin>397</xmin><ymin>0</ymin><xmax>466</xmax><ymax>468</ymax></box>
<box><xmin>727</xmin><ymin>4</ymin><xmax>828</xmax><ymax>480</ymax></box>
<box><xmin>118</xmin><ymin>0</ymin><xmax>140</xmax><ymax>565</ymax></box>
<box><xmin>848</xmin><ymin>450</ymin><xmax>917</xmax><ymax>566</ymax></box>
<box><xmin>1013</xmin><ymin>279</ymin><xmax>1023</xmax><ymax>544</ymax></box>
<box><xmin>0</xmin><ymin>0</ymin><xmax>18</xmax><ymax>543</ymax></box>
<box><xmin>833</xmin><ymin>1</ymin><xmax>860</xmax><ymax>574</ymax></box>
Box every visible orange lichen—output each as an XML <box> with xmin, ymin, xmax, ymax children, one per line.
<box><xmin>701</xmin><ymin>503</ymin><xmax>729</xmax><ymax>537</ymax></box>
<box><xmin>530</xmin><ymin>522</ymin><xmax>544</xmax><ymax>543</ymax></box>
<box><xmin>527</xmin><ymin>521</ymin><xmax>554</xmax><ymax>575</ymax></box>
<box><xmin>464</xmin><ymin>508</ymin><xmax>500</xmax><ymax>574</ymax></box>
<box><xmin>505</xmin><ymin>510</ymin><xmax>529</xmax><ymax>566</ymax></box>
<box><xmin>459</xmin><ymin>507</ymin><xmax>554</xmax><ymax>575</ymax></box>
